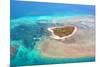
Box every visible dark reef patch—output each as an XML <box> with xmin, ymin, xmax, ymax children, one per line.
<box><xmin>10</xmin><ymin>23</ymin><xmax>48</xmax><ymax>49</ymax></box>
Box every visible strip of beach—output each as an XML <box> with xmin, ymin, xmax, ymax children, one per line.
<box><xmin>48</xmin><ymin>26</ymin><xmax>77</xmax><ymax>40</ymax></box>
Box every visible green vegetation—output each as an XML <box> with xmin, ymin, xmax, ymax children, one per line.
<box><xmin>53</xmin><ymin>26</ymin><xmax>74</xmax><ymax>37</ymax></box>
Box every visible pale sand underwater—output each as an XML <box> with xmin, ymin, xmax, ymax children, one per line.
<box><xmin>10</xmin><ymin>15</ymin><xmax>95</xmax><ymax>66</ymax></box>
<box><xmin>36</xmin><ymin>16</ymin><xmax>95</xmax><ymax>58</ymax></box>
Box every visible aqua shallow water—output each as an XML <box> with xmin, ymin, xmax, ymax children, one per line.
<box><xmin>10</xmin><ymin>15</ymin><xmax>95</xmax><ymax>66</ymax></box>
<box><xmin>10</xmin><ymin>39</ymin><xmax>95</xmax><ymax>66</ymax></box>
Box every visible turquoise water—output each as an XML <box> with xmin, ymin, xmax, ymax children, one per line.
<box><xmin>10</xmin><ymin>39</ymin><xmax>95</xmax><ymax>66</ymax></box>
<box><xmin>10</xmin><ymin>0</ymin><xmax>95</xmax><ymax>66</ymax></box>
<box><xmin>10</xmin><ymin>15</ymin><xmax>95</xmax><ymax>66</ymax></box>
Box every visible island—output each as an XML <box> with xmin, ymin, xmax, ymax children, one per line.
<box><xmin>48</xmin><ymin>26</ymin><xmax>77</xmax><ymax>40</ymax></box>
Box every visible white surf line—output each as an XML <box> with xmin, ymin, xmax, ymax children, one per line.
<box><xmin>48</xmin><ymin>26</ymin><xmax>77</xmax><ymax>40</ymax></box>
<box><xmin>17</xmin><ymin>0</ymin><xmax>95</xmax><ymax>5</ymax></box>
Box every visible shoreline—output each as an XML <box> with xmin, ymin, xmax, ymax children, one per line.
<box><xmin>48</xmin><ymin>26</ymin><xmax>77</xmax><ymax>40</ymax></box>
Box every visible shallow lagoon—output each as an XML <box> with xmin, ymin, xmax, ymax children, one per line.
<box><xmin>10</xmin><ymin>15</ymin><xmax>95</xmax><ymax>66</ymax></box>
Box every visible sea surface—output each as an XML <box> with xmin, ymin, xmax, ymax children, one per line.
<box><xmin>10</xmin><ymin>0</ymin><xmax>95</xmax><ymax>66</ymax></box>
<box><xmin>10</xmin><ymin>0</ymin><xmax>95</xmax><ymax>19</ymax></box>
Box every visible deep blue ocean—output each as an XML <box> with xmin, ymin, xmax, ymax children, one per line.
<box><xmin>10</xmin><ymin>0</ymin><xmax>95</xmax><ymax>19</ymax></box>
